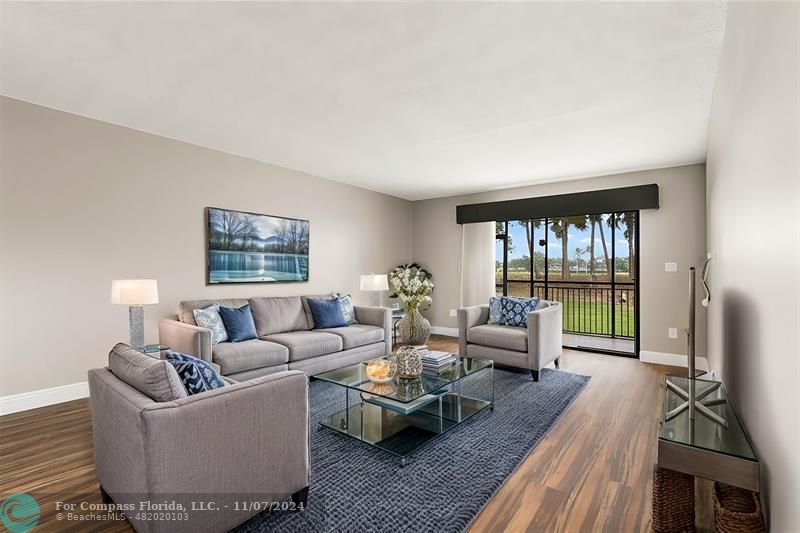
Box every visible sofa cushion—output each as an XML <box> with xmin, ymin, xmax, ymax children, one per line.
<box><xmin>263</xmin><ymin>331</ymin><xmax>343</xmax><ymax>361</ymax></box>
<box><xmin>219</xmin><ymin>304</ymin><xmax>258</xmax><ymax>342</ymax></box>
<box><xmin>467</xmin><ymin>324</ymin><xmax>528</xmax><ymax>352</ymax></box>
<box><xmin>165</xmin><ymin>351</ymin><xmax>226</xmax><ymax>395</ymax></box>
<box><xmin>108</xmin><ymin>343</ymin><xmax>188</xmax><ymax>402</ymax></box>
<box><xmin>249</xmin><ymin>296</ymin><xmax>310</xmax><ymax>337</ymax></box>
<box><xmin>178</xmin><ymin>298</ymin><xmax>249</xmax><ymax>325</ymax></box>
<box><xmin>212</xmin><ymin>339</ymin><xmax>289</xmax><ymax>375</ymax></box>
<box><xmin>317</xmin><ymin>324</ymin><xmax>385</xmax><ymax>350</ymax></box>
<box><xmin>307</xmin><ymin>297</ymin><xmax>348</xmax><ymax>329</ymax></box>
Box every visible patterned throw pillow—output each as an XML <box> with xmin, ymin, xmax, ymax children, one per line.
<box><xmin>165</xmin><ymin>351</ymin><xmax>226</xmax><ymax>395</ymax></box>
<box><xmin>488</xmin><ymin>296</ymin><xmax>503</xmax><ymax>324</ymax></box>
<box><xmin>333</xmin><ymin>293</ymin><xmax>358</xmax><ymax>325</ymax></box>
<box><xmin>499</xmin><ymin>296</ymin><xmax>540</xmax><ymax>327</ymax></box>
<box><xmin>192</xmin><ymin>304</ymin><xmax>228</xmax><ymax>344</ymax></box>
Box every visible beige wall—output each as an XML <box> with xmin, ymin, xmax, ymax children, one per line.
<box><xmin>412</xmin><ymin>164</ymin><xmax>708</xmax><ymax>357</ymax></box>
<box><xmin>705</xmin><ymin>3</ymin><xmax>799</xmax><ymax>531</ymax></box>
<box><xmin>0</xmin><ymin>97</ymin><xmax>413</xmax><ymax>396</ymax></box>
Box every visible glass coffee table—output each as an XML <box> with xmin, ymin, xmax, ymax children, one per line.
<box><xmin>315</xmin><ymin>357</ymin><xmax>494</xmax><ymax>465</ymax></box>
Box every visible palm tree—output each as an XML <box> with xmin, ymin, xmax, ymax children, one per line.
<box><xmin>588</xmin><ymin>214</ymin><xmax>611</xmax><ymax>279</ymax></box>
<box><xmin>608</xmin><ymin>213</ymin><xmax>637</xmax><ymax>280</ymax></box>
<box><xmin>550</xmin><ymin>216</ymin><xmax>587</xmax><ymax>280</ymax></box>
<box><xmin>514</xmin><ymin>219</ymin><xmax>542</xmax><ymax>279</ymax></box>
<box><xmin>574</xmin><ymin>246</ymin><xmax>585</xmax><ymax>274</ymax></box>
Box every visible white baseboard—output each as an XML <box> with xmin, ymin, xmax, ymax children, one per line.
<box><xmin>430</xmin><ymin>326</ymin><xmax>459</xmax><ymax>337</ymax></box>
<box><xmin>640</xmin><ymin>351</ymin><xmax>709</xmax><ymax>371</ymax></box>
<box><xmin>0</xmin><ymin>382</ymin><xmax>89</xmax><ymax>416</ymax></box>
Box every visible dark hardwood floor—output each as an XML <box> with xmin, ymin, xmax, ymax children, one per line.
<box><xmin>0</xmin><ymin>335</ymin><xmax>712</xmax><ymax>532</ymax></box>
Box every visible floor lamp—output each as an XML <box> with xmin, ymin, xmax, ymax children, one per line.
<box><xmin>665</xmin><ymin>265</ymin><xmax>727</xmax><ymax>427</ymax></box>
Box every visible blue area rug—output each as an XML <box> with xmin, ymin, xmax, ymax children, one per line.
<box><xmin>236</xmin><ymin>367</ymin><xmax>589</xmax><ymax>533</ymax></box>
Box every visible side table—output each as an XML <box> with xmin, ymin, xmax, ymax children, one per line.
<box><xmin>137</xmin><ymin>344</ymin><xmax>171</xmax><ymax>360</ymax></box>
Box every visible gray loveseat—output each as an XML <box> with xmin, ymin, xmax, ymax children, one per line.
<box><xmin>458</xmin><ymin>300</ymin><xmax>563</xmax><ymax>381</ymax></box>
<box><xmin>159</xmin><ymin>295</ymin><xmax>391</xmax><ymax>380</ymax></box>
<box><xmin>89</xmin><ymin>344</ymin><xmax>309</xmax><ymax>533</ymax></box>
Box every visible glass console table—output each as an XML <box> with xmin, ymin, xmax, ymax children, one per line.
<box><xmin>659</xmin><ymin>375</ymin><xmax>760</xmax><ymax>491</ymax></box>
<box><xmin>316</xmin><ymin>357</ymin><xmax>494</xmax><ymax>465</ymax></box>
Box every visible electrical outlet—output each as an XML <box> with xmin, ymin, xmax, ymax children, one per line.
<box><xmin>665</xmin><ymin>262</ymin><xmax>678</xmax><ymax>272</ymax></box>
<box><xmin>668</xmin><ymin>327</ymin><xmax>678</xmax><ymax>339</ymax></box>
<box><xmin>449</xmin><ymin>309</ymin><xmax>458</xmax><ymax>318</ymax></box>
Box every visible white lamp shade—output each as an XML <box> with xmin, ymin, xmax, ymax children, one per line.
<box><xmin>360</xmin><ymin>274</ymin><xmax>389</xmax><ymax>292</ymax></box>
<box><xmin>111</xmin><ymin>279</ymin><xmax>159</xmax><ymax>305</ymax></box>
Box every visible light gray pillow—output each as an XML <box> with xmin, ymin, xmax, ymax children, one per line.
<box><xmin>192</xmin><ymin>304</ymin><xmax>228</xmax><ymax>344</ymax></box>
<box><xmin>333</xmin><ymin>293</ymin><xmax>358</xmax><ymax>325</ymax></box>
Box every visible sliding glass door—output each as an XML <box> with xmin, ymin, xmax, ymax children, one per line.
<box><xmin>496</xmin><ymin>212</ymin><xmax>639</xmax><ymax>356</ymax></box>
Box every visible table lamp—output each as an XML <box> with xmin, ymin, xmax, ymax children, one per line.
<box><xmin>360</xmin><ymin>274</ymin><xmax>388</xmax><ymax>307</ymax></box>
<box><xmin>111</xmin><ymin>279</ymin><xmax>158</xmax><ymax>349</ymax></box>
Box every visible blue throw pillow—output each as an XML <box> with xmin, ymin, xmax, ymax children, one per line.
<box><xmin>307</xmin><ymin>298</ymin><xmax>348</xmax><ymax>329</ymax></box>
<box><xmin>333</xmin><ymin>293</ymin><xmax>358</xmax><ymax>325</ymax></box>
<box><xmin>165</xmin><ymin>351</ymin><xmax>226</xmax><ymax>395</ymax></box>
<box><xmin>499</xmin><ymin>296</ymin><xmax>540</xmax><ymax>327</ymax></box>
<box><xmin>218</xmin><ymin>304</ymin><xmax>258</xmax><ymax>342</ymax></box>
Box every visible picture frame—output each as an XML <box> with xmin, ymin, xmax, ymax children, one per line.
<box><xmin>206</xmin><ymin>207</ymin><xmax>309</xmax><ymax>284</ymax></box>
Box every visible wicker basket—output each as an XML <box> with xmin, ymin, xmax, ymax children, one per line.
<box><xmin>652</xmin><ymin>464</ymin><xmax>695</xmax><ymax>533</ymax></box>
<box><xmin>713</xmin><ymin>482</ymin><xmax>765</xmax><ymax>533</ymax></box>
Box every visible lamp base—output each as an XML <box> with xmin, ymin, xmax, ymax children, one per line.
<box><xmin>129</xmin><ymin>306</ymin><xmax>145</xmax><ymax>349</ymax></box>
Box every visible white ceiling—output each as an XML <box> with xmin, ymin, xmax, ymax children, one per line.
<box><xmin>0</xmin><ymin>2</ymin><xmax>726</xmax><ymax>200</ymax></box>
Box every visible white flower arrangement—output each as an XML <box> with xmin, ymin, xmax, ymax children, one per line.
<box><xmin>388</xmin><ymin>263</ymin><xmax>434</xmax><ymax>313</ymax></box>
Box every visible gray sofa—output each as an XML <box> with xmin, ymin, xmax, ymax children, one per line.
<box><xmin>458</xmin><ymin>300</ymin><xmax>563</xmax><ymax>381</ymax></box>
<box><xmin>89</xmin><ymin>344</ymin><xmax>309</xmax><ymax>533</ymax></box>
<box><xmin>159</xmin><ymin>295</ymin><xmax>391</xmax><ymax>380</ymax></box>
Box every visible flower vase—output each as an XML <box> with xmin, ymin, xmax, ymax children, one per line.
<box><xmin>397</xmin><ymin>306</ymin><xmax>431</xmax><ymax>346</ymax></box>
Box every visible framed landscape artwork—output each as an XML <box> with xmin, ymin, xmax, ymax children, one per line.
<box><xmin>207</xmin><ymin>207</ymin><xmax>309</xmax><ymax>284</ymax></box>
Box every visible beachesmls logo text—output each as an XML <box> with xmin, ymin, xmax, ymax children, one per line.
<box><xmin>0</xmin><ymin>493</ymin><xmax>40</xmax><ymax>533</ymax></box>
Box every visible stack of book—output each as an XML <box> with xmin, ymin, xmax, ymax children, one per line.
<box><xmin>416</xmin><ymin>347</ymin><xmax>457</xmax><ymax>376</ymax></box>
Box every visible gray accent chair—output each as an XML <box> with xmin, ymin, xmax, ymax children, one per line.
<box><xmin>458</xmin><ymin>300</ymin><xmax>563</xmax><ymax>381</ymax></box>
<box><xmin>89</xmin><ymin>344</ymin><xmax>309</xmax><ymax>533</ymax></box>
<box><xmin>159</xmin><ymin>295</ymin><xmax>391</xmax><ymax>380</ymax></box>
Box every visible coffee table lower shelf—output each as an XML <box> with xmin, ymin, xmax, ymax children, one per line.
<box><xmin>319</xmin><ymin>393</ymin><xmax>492</xmax><ymax>465</ymax></box>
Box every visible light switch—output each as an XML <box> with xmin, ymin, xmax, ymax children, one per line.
<box><xmin>668</xmin><ymin>328</ymin><xmax>678</xmax><ymax>339</ymax></box>
<box><xmin>449</xmin><ymin>309</ymin><xmax>458</xmax><ymax>318</ymax></box>
<box><xmin>665</xmin><ymin>262</ymin><xmax>678</xmax><ymax>272</ymax></box>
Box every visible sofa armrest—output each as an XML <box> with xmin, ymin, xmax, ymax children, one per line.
<box><xmin>527</xmin><ymin>302</ymin><xmax>563</xmax><ymax>371</ymax></box>
<box><xmin>158</xmin><ymin>319</ymin><xmax>212</xmax><ymax>362</ymax></box>
<box><xmin>354</xmin><ymin>306</ymin><xmax>392</xmax><ymax>356</ymax></box>
<box><xmin>458</xmin><ymin>305</ymin><xmax>490</xmax><ymax>356</ymax></box>
<box><xmin>142</xmin><ymin>371</ymin><xmax>309</xmax><ymax>496</ymax></box>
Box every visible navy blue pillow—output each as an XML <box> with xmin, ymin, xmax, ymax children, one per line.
<box><xmin>165</xmin><ymin>351</ymin><xmax>226</xmax><ymax>395</ymax></box>
<box><xmin>308</xmin><ymin>298</ymin><xmax>348</xmax><ymax>329</ymax></box>
<box><xmin>499</xmin><ymin>296</ymin><xmax>540</xmax><ymax>327</ymax></box>
<box><xmin>218</xmin><ymin>304</ymin><xmax>257</xmax><ymax>342</ymax></box>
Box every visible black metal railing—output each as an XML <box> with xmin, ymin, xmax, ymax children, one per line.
<box><xmin>496</xmin><ymin>280</ymin><xmax>635</xmax><ymax>338</ymax></box>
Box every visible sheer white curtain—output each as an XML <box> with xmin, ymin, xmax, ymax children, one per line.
<box><xmin>459</xmin><ymin>221</ymin><xmax>496</xmax><ymax>308</ymax></box>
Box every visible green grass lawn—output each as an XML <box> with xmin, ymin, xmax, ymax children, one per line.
<box><xmin>499</xmin><ymin>270</ymin><xmax>635</xmax><ymax>337</ymax></box>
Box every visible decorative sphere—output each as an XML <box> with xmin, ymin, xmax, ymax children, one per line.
<box><xmin>366</xmin><ymin>359</ymin><xmax>396</xmax><ymax>383</ymax></box>
<box><xmin>394</xmin><ymin>346</ymin><xmax>423</xmax><ymax>378</ymax></box>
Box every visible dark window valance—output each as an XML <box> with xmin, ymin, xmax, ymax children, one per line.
<box><xmin>456</xmin><ymin>184</ymin><xmax>659</xmax><ymax>224</ymax></box>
